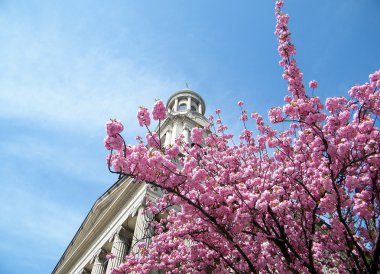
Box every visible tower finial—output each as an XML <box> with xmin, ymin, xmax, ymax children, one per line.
<box><xmin>185</xmin><ymin>82</ymin><xmax>189</xmax><ymax>89</ymax></box>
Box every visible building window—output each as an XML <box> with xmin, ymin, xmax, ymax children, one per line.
<box><xmin>191</xmin><ymin>105</ymin><xmax>197</xmax><ymax>111</ymax></box>
<box><xmin>178</xmin><ymin>103</ymin><xmax>187</xmax><ymax>111</ymax></box>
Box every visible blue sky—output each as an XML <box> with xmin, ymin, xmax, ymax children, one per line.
<box><xmin>0</xmin><ymin>1</ymin><xmax>379</xmax><ymax>273</ymax></box>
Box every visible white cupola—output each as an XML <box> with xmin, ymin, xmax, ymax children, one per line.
<box><xmin>158</xmin><ymin>89</ymin><xmax>209</xmax><ymax>146</ymax></box>
<box><xmin>166</xmin><ymin>89</ymin><xmax>206</xmax><ymax>115</ymax></box>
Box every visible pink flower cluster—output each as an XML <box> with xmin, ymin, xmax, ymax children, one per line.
<box><xmin>152</xmin><ymin>100</ymin><xmax>167</xmax><ymax>120</ymax></box>
<box><xmin>106</xmin><ymin>120</ymin><xmax>124</xmax><ymax>136</ymax></box>
<box><xmin>369</xmin><ymin>70</ymin><xmax>380</xmax><ymax>88</ymax></box>
<box><xmin>240</xmin><ymin>109</ymin><xmax>248</xmax><ymax>122</ymax></box>
<box><xmin>146</xmin><ymin>132</ymin><xmax>160</xmax><ymax>149</ymax></box>
<box><xmin>166</xmin><ymin>145</ymin><xmax>179</xmax><ymax>158</ymax></box>
<box><xmin>268</xmin><ymin>107</ymin><xmax>284</xmax><ymax>123</ymax></box>
<box><xmin>104</xmin><ymin>120</ymin><xmax>124</xmax><ymax>151</ymax></box>
<box><xmin>104</xmin><ymin>135</ymin><xmax>123</xmax><ymax>151</ymax></box>
<box><xmin>191</xmin><ymin>128</ymin><xmax>203</xmax><ymax>145</ymax></box>
<box><xmin>137</xmin><ymin>107</ymin><xmax>151</xmax><ymax>127</ymax></box>
<box><xmin>275</xmin><ymin>1</ymin><xmax>306</xmax><ymax>100</ymax></box>
<box><xmin>309</xmin><ymin>80</ymin><xmax>318</xmax><ymax>89</ymax></box>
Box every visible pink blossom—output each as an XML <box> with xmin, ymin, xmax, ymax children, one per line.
<box><xmin>283</xmin><ymin>95</ymin><xmax>292</xmax><ymax>103</ymax></box>
<box><xmin>237</xmin><ymin>101</ymin><xmax>244</xmax><ymax>107</ymax></box>
<box><xmin>240</xmin><ymin>110</ymin><xmax>248</xmax><ymax>121</ymax></box>
<box><xmin>106</xmin><ymin>120</ymin><xmax>124</xmax><ymax>136</ymax></box>
<box><xmin>146</xmin><ymin>132</ymin><xmax>160</xmax><ymax>149</ymax></box>
<box><xmin>240</xmin><ymin>129</ymin><xmax>253</xmax><ymax>142</ymax></box>
<box><xmin>191</xmin><ymin>128</ymin><xmax>203</xmax><ymax>145</ymax></box>
<box><xmin>152</xmin><ymin>100</ymin><xmax>167</xmax><ymax>120</ymax></box>
<box><xmin>268</xmin><ymin>107</ymin><xmax>284</xmax><ymax>123</ymax></box>
<box><xmin>309</xmin><ymin>80</ymin><xmax>318</xmax><ymax>89</ymax></box>
<box><xmin>166</xmin><ymin>145</ymin><xmax>180</xmax><ymax>158</ymax></box>
<box><xmin>353</xmin><ymin>191</ymin><xmax>373</xmax><ymax>220</ymax></box>
<box><xmin>369</xmin><ymin>70</ymin><xmax>380</xmax><ymax>88</ymax></box>
<box><xmin>106</xmin><ymin>253</ymin><xmax>116</xmax><ymax>260</ymax></box>
<box><xmin>137</xmin><ymin>107</ymin><xmax>151</xmax><ymax>127</ymax></box>
<box><xmin>104</xmin><ymin>135</ymin><xmax>123</xmax><ymax>150</ymax></box>
<box><xmin>275</xmin><ymin>0</ymin><xmax>284</xmax><ymax>9</ymax></box>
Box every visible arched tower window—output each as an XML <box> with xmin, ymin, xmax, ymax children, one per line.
<box><xmin>178</xmin><ymin>103</ymin><xmax>187</xmax><ymax>111</ymax></box>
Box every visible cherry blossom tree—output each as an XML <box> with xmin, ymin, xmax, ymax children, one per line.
<box><xmin>104</xmin><ymin>1</ymin><xmax>380</xmax><ymax>273</ymax></box>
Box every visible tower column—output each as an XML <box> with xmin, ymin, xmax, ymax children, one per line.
<box><xmin>105</xmin><ymin>227</ymin><xmax>131</xmax><ymax>274</ymax></box>
<box><xmin>171</xmin><ymin>121</ymin><xmax>181</xmax><ymax>144</ymax></box>
<box><xmin>187</xmin><ymin>97</ymin><xmax>191</xmax><ymax>110</ymax></box>
<box><xmin>174</xmin><ymin>98</ymin><xmax>178</xmax><ymax>111</ymax></box>
<box><xmin>199</xmin><ymin>103</ymin><xmax>202</xmax><ymax>114</ymax></box>
<box><xmin>131</xmin><ymin>206</ymin><xmax>153</xmax><ymax>255</ymax></box>
<box><xmin>164</xmin><ymin>130</ymin><xmax>172</xmax><ymax>147</ymax></box>
<box><xmin>91</xmin><ymin>249</ymin><xmax>106</xmax><ymax>274</ymax></box>
<box><xmin>183</xmin><ymin>127</ymin><xmax>190</xmax><ymax>144</ymax></box>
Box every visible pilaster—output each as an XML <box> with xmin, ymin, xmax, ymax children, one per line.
<box><xmin>131</xmin><ymin>206</ymin><xmax>153</xmax><ymax>255</ymax></box>
<box><xmin>105</xmin><ymin>226</ymin><xmax>132</xmax><ymax>274</ymax></box>
<box><xmin>91</xmin><ymin>249</ymin><xmax>106</xmax><ymax>274</ymax></box>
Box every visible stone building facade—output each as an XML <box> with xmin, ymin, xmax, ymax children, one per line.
<box><xmin>53</xmin><ymin>89</ymin><xmax>209</xmax><ymax>274</ymax></box>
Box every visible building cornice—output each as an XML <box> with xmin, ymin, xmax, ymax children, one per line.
<box><xmin>53</xmin><ymin>177</ymin><xmax>146</xmax><ymax>273</ymax></box>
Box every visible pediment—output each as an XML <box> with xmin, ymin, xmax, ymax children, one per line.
<box><xmin>53</xmin><ymin>176</ymin><xmax>145</xmax><ymax>273</ymax></box>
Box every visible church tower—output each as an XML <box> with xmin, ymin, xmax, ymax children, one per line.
<box><xmin>53</xmin><ymin>89</ymin><xmax>208</xmax><ymax>274</ymax></box>
<box><xmin>160</xmin><ymin>88</ymin><xmax>209</xmax><ymax>146</ymax></box>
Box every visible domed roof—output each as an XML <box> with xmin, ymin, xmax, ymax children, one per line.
<box><xmin>166</xmin><ymin>88</ymin><xmax>206</xmax><ymax>115</ymax></box>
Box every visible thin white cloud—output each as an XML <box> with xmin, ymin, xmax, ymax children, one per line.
<box><xmin>0</xmin><ymin>183</ymin><xmax>83</xmax><ymax>248</ymax></box>
<box><xmin>0</xmin><ymin>51</ymin><xmax>180</xmax><ymax>135</ymax></box>
<box><xmin>0</xmin><ymin>133</ymin><xmax>108</xmax><ymax>184</ymax></box>
<box><xmin>0</xmin><ymin>2</ymin><xmax>184</xmax><ymax>136</ymax></box>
